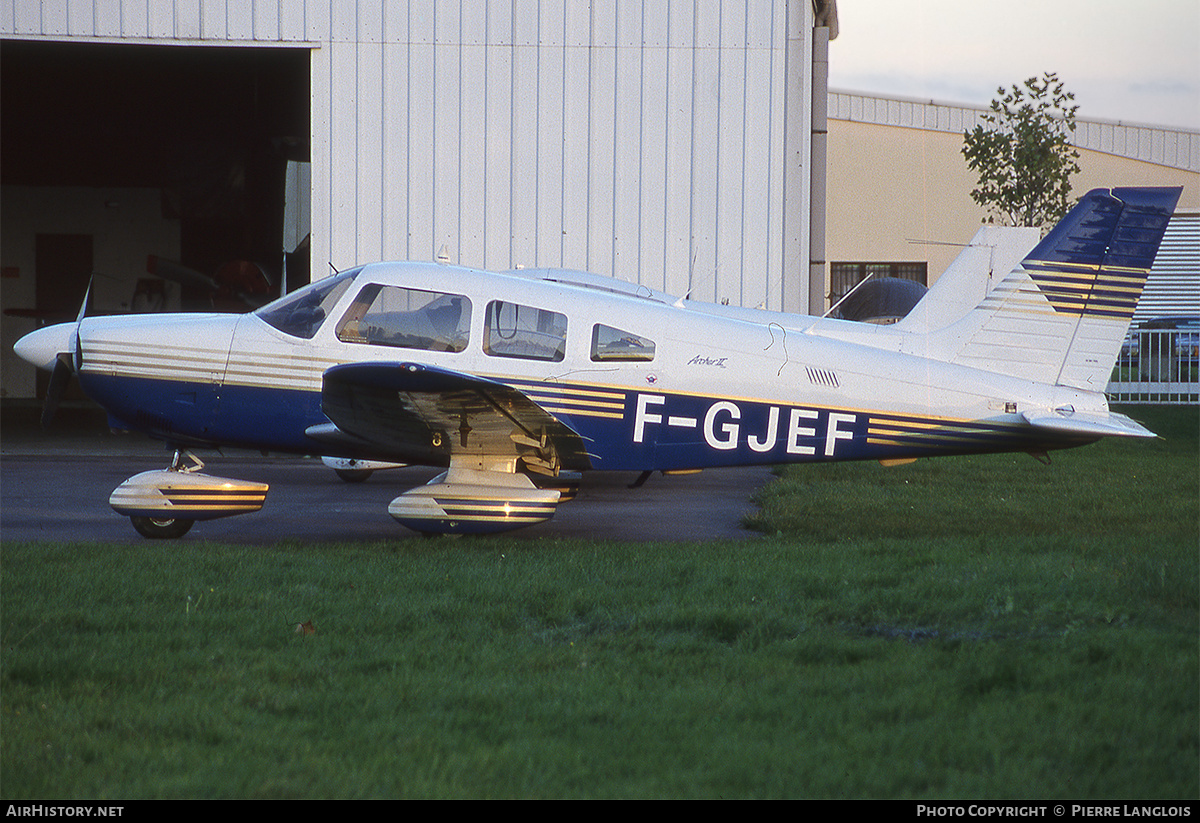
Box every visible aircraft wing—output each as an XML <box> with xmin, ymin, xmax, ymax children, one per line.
<box><xmin>309</xmin><ymin>361</ymin><xmax>593</xmax><ymax>473</ymax></box>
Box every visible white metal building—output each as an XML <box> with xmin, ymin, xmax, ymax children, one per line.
<box><xmin>825</xmin><ymin>89</ymin><xmax>1199</xmax><ymax>318</ymax></box>
<box><xmin>822</xmin><ymin>90</ymin><xmax>1199</xmax><ymax>404</ymax></box>
<box><xmin>1</xmin><ymin>0</ymin><xmax>840</xmax><ymax>401</ymax></box>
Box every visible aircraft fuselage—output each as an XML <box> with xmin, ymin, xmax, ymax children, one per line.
<box><xmin>43</xmin><ymin>261</ymin><xmax>1099</xmax><ymax>471</ymax></box>
<box><xmin>13</xmin><ymin>187</ymin><xmax>1178</xmax><ymax>536</ymax></box>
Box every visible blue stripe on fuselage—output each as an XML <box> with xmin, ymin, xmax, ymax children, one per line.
<box><xmin>547</xmin><ymin>389</ymin><xmax>1082</xmax><ymax>470</ymax></box>
<box><xmin>81</xmin><ymin>372</ymin><xmax>1086</xmax><ymax>467</ymax></box>
<box><xmin>80</xmin><ymin>373</ymin><xmax>326</xmax><ymax>453</ymax></box>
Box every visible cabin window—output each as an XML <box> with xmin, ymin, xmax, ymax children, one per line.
<box><xmin>591</xmin><ymin>324</ymin><xmax>655</xmax><ymax>362</ymax></box>
<box><xmin>336</xmin><ymin>284</ymin><xmax>471</xmax><ymax>353</ymax></box>
<box><xmin>484</xmin><ymin>300</ymin><xmax>567</xmax><ymax>362</ymax></box>
<box><xmin>256</xmin><ymin>267</ymin><xmax>360</xmax><ymax>339</ymax></box>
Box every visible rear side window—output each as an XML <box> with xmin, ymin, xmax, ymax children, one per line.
<box><xmin>336</xmin><ymin>284</ymin><xmax>470</xmax><ymax>353</ymax></box>
<box><xmin>591</xmin><ymin>324</ymin><xmax>655</xmax><ymax>362</ymax></box>
<box><xmin>484</xmin><ymin>300</ymin><xmax>567</xmax><ymax>362</ymax></box>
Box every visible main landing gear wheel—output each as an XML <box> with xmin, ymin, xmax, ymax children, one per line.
<box><xmin>334</xmin><ymin>468</ymin><xmax>374</xmax><ymax>483</ymax></box>
<box><xmin>130</xmin><ymin>515</ymin><xmax>195</xmax><ymax>540</ymax></box>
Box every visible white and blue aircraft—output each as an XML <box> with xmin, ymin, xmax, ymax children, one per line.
<box><xmin>13</xmin><ymin>186</ymin><xmax>1182</xmax><ymax>538</ymax></box>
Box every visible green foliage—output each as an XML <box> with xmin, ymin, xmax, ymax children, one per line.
<box><xmin>962</xmin><ymin>72</ymin><xmax>1081</xmax><ymax>227</ymax></box>
<box><xmin>1</xmin><ymin>407</ymin><xmax>1196</xmax><ymax>799</ymax></box>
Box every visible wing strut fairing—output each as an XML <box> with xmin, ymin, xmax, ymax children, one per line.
<box><xmin>387</xmin><ymin>467</ymin><xmax>563</xmax><ymax>535</ymax></box>
<box><xmin>310</xmin><ymin>361</ymin><xmax>591</xmax><ymax>534</ymax></box>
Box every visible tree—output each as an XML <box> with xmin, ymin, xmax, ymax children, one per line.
<box><xmin>962</xmin><ymin>72</ymin><xmax>1081</xmax><ymax>228</ymax></box>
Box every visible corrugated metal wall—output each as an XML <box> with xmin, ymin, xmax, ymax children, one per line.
<box><xmin>311</xmin><ymin>1</ymin><xmax>815</xmax><ymax>311</ymax></box>
<box><xmin>828</xmin><ymin>90</ymin><xmax>1200</xmax><ymax>173</ymax></box>
<box><xmin>4</xmin><ymin>1</ymin><xmax>820</xmax><ymax>312</ymax></box>
<box><xmin>1138</xmin><ymin>213</ymin><xmax>1200</xmax><ymax>322</ymax></box>
<box><xmin>1</xmin><ymin>0</ymin><xmax>315</xmax><ymax>41</ymax></box>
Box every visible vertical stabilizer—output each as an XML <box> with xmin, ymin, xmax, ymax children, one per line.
<box><xmin>895</xmin><ymin>225</ymin><xmax>1040</xmax><ymax>335</ymax></box>
<box><xmin>937</xmin><ymin>187</ymin><xmax>1182</xmax><ymax>390</ymax></box>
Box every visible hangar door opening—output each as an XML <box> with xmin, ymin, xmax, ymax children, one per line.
<box><xmin>1</xmin><ymin>41</ymin><xmax>310</xmax><ymax>333</ymax></box>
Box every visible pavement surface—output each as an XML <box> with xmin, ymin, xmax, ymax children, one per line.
<box><xmin>1</xmin><ymin>404</ymin><xmax>774</xmax><ymax>544</ymax></box>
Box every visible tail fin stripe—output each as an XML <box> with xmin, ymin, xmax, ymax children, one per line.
<box><xmin>1025</xmin><ymin>262</ymin><xmax>1152</xmax><ymax>320</ymax></box>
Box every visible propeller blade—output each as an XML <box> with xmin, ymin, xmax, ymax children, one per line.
<box><xmin>41</xmin><ymin>277</ymin><xmax>91</xmax><ymax>427</ymax></box>
<box><xmin>41</xmin><ymin>352</ymin><xmax>74</xmax><ymax>428</ymax></box>
<box><xmin>76</xmin><ymin>278</ymin><xmax>92</xmax><ymax>324</ymax></box>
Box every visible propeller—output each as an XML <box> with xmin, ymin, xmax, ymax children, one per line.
<box><xmin>39</xmin><ymin>278</ymin><xmax>90</xmax><ymax>428</ymax></box>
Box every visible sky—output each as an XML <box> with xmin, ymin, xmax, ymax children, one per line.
<box><xmin>827</xmin><ymin>0</ymin><xmax>1200</xmax><ymax>131</ymax></box>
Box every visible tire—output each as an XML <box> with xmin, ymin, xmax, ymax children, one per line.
<box><xmin>335</xmin><ymin>468</ymin><xmax>374</xmax><ymax>483</ymax></box>
<box><xmin>130</xmin><ymin>515</ymin><xmax>195</xmax><ymax>539</ymax></box>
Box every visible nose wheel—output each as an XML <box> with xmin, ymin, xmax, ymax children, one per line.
<box><xmin>110</xmin><ymin>450</ymin><xmax>268</xmax><ymax>539</ymax></box>
<box><xmin>130</xmin><ymin>515</ymin><xmax>195</xmax><ymax>539</ymax></box>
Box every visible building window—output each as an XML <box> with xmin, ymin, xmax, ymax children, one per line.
<box><xmin>830</xmin><ymin>262</ymin><xmax>927</xmax><ymax>305</ymax></box>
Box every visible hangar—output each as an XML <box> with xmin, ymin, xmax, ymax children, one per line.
<box><xmin>1</xmin><ymin>0</ymin><xmax>840</xmax><ymax>402</ymax></box>
<box><xmin>4</xmin><ymin>2</ymin><xmax>1193</xmax><ymax>408</ymax></box>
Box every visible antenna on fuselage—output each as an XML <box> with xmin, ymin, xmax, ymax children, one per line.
<box><xmin>673</xmin><ymin>251</ymin><xmax>699</xmax><ymax>308</ymax></box>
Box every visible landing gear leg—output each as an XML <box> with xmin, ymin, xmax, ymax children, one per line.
<box><xmin>168</xmin><ymin>449</ymin><xmax>205</xmax><ymax>473</ymax></box>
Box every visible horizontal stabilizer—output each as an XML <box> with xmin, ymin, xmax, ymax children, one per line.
<box><xmin>1021</xmin><ymin>409</ymin><xmax>1156</xmax><ymax>439</ymax></box>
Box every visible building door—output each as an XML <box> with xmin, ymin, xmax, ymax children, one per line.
<box><xmin>34</xmin><ymin>233</ymin><xmax>93</xmax><ymax>401</ymax></box>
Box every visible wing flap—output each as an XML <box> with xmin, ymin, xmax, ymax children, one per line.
<box><xmin>317</xmin><ymin>362</ymin><xmax>592</xmax><ymax>470</ymax></box>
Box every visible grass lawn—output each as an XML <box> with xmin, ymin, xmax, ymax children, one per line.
<box><xmin>2</xmin><ymin>406</ymin><xmax>1196</xmax><ymax>799</ymax></box>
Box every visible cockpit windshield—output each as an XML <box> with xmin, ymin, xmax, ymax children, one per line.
<box><xmin>255</xmin><ymin>267</ymin><xmax>361</xmax><ymax>338</ymax></box>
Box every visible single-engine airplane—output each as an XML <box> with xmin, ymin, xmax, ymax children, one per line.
<box><xmin>13</xmin><ymin>186</ymin><xmax>1182</xmax><ymax>538</ymax></box>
